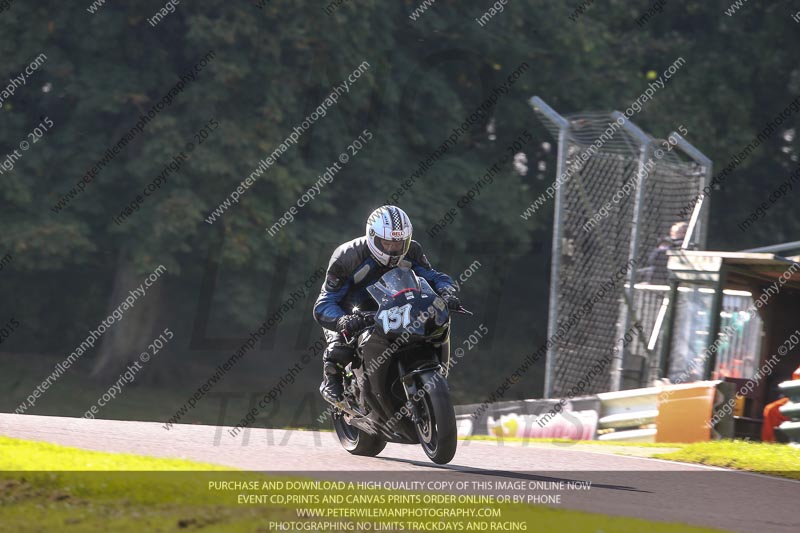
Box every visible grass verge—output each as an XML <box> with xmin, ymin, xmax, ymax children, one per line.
<box><xmin>653</xmin><ymin>440</ymin><xmax>800</xmax><ymax>480</ymax></box>
<box><xmin>0</xmin><ymin>436</ymin><xmax>728</xmax><ymax>533</ymax></box>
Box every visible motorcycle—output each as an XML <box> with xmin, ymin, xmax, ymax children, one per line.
<box><xmin>327</xmin><ymin>267</ymin><xmax>471</xmax><ymax>465</ymax></box>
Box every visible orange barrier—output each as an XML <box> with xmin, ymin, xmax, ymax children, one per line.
<box><xmin>655</xmin><ymin>381</ymin><xmax>718</xmax><ymax>443</ymax></box>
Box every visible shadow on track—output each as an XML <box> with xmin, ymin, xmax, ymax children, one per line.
<box><xmin>373</xmin><ymin>456</ymin><xmax>651</xmax><ymax>494</ymax></box>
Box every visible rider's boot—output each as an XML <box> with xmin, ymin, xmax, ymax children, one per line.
<box><xmin>320</xmin><ymin>361</ymin><xmax>344</xmax><ymax>404</ymax></box>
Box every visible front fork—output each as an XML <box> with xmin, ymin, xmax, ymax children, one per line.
<box><xmin>398</xmin><ymin>360</ymin><xmax>443</xmax><ymax>424</ymax></box>
<box><xmin>397</xmin><ymin>327</ymin><xmax>451</xmax><ymax>424</ymax></box>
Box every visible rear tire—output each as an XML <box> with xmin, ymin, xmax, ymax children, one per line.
<box><xmin>414</xmin><ymin>376</ymin><xmax>457</xmax><ymax>464</ymax></box>
<box><xmin>333</xmin><ymin>413</ymin><xmax>387</xmax><ymax>457</ymax></box>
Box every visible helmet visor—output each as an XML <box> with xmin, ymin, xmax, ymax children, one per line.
<box><xmin>374</xmin><ymin>236</ymin><xmax>411</xmax><ymax>257</ymax></box>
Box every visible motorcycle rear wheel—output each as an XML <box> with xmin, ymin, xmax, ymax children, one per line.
<box><xmin>332</xmin><ymin>412</ymin><xmax>387</xmax><ymax>457</ymax></box>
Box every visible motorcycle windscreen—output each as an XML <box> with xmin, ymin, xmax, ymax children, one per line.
<box><xmin>367</xmin><ymin>267</ymin><xmax>448</xmax><ymax>337</ymax></box>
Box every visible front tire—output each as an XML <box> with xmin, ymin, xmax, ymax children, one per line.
<box><xmin>414</xmin><ymin>375</ymin><xmax>457</xmax><ymax>464</ymax></box>
<box><xmin>333</xmin><ymin>413</ymin><xmax>387</xmax><ymax>457</ymax></box>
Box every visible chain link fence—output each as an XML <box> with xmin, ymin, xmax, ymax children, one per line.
<box><xmin>531</xmin><ymin>97</ymin><xmax>711</xmax><ymax>397</ymax></box>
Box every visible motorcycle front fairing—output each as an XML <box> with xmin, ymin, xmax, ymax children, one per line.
<box><xmin>365</xmin><ymin>267</ymin><xmax>449</xmax><ymax>340</ymax></box>
<box><xmin>365</xmin><ymin>268</ymin><xmax>451</xmax><ymax>370</ymax></box>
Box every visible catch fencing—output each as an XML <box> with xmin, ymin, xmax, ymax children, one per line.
<box><xmin>531</xmin><ymin>96</ymin><xmax>712</xmax><ymax>397</ymax></box>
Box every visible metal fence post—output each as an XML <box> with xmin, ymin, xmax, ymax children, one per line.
<box><xmin>644</xmin><ymin>132</ymin><xmax>713</xmax><ymax>382</ymax></box>
<box><xmin>530</xmin><ymin>96</ymin><xmax>569</xmax><ymax>399</ymax></box>
<box><xmin>672</xmin><ymin>132</ymin><xmax>712</xmax><ymax>249</ymax></box>
<box><xmin>612</xmin><ymin>112</ymin><xmax>653</xmax><ymax>392</ymax></box>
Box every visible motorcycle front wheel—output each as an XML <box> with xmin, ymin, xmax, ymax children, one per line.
<box><xmin>414</xmin><ymin>376</ymin><xmax>457</xmax><ymax>464</ymax></box>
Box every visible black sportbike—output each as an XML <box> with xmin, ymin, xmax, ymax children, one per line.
<box><xmin>327</xmin><ymin>267</ymin><xmax>470</xmax><ymax>465</ymax></box>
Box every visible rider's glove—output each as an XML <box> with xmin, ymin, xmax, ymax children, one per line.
<box><xmin>439</xmin><ymin>287</ymin><xmax>461</xmax><ymax>310</ymax></box>
<box><xmin>336</xmin><ymin>313</ymin><xmax>370</xmax><ymax>336</ymax></box>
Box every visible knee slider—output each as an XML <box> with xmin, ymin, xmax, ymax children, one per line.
<box><xmin>323</xmin><ymin>361</ymin><xmax>341</xmax><ymax>376</ymax></box>
<box><xmin>324</xmin><ymin>343</ymin><xmax>355</xmax><ymax>366</ymax></box>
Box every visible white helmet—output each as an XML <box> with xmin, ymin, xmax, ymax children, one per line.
<box><xmin>366</xmin><ymin>205</ymin><xmax>413</xmax><ymax>267</ymax></box>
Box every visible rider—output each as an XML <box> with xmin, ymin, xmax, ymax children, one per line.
<box><xmin>313</xmin><ymin>205</ymin><xmax>460</xmax><ymax>404</ymax></box>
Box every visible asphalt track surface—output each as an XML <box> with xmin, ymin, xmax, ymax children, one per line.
<box><xmin>1</xmin><ymin>414</ymin><xmax>798</xmax><ymax>533</ymax></box>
